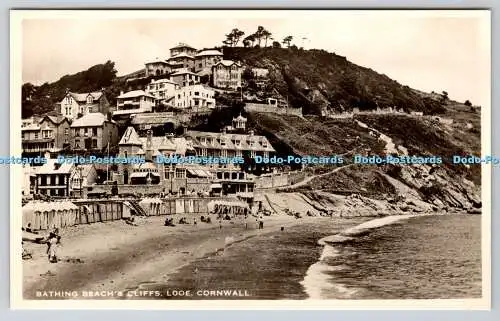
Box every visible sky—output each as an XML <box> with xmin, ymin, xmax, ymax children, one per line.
<box><xmin>19</xmin><ymin>10</ymin><xmax>491</xmax><ymax>107</ymax></box>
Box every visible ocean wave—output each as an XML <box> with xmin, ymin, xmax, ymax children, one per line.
<box><xmin>301</xmin><ymin>214</ymin><xmax>415</xmax><ymax>299</ymax></box>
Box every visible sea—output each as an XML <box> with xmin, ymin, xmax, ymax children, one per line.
<box><xmin>135</xmin><ymin>214</ymin><xmax>482</xmax><ymax>300</ymax></box>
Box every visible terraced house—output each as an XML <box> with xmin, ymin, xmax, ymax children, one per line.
<box><xmin>70</xmin><ymin>113</ymin><xmax>119</xmax><ymax>152</ymax></box>
<box><xmin>21</xmin><ymin>115</ymin><xmax>71</xmax><ymax>155</ymax></box>
<box><xmin>184</xmin><ymin>129</ymin><xmax>275</xmax><ymax>160</ymax></box>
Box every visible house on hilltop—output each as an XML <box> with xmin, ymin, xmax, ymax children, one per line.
<box><xmin>170</xmin><ymin>42</ymin><xmax>198</xmax><ymax>57</ymax></box>
<box><xmin>212</xmin><ymin>60</ymin><xmax>243</xmax><ymax>90</ymax></box>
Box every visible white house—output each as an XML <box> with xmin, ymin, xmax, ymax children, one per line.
<box><xmin>174</xmin><ymin>84</ymin><xmax>215</xmax><ymax>110</ymax></box>
<box><xmin>71</xmin><ymin>164</ymin><xmax>98</xmax><ymax>197</ymax></box>
<box><xmin>114</xmin><ymin>90</ymin><xmax>156</xmax><ymax>116</ymax></box>
<box><xmin>170</xmin><ymin>69</ymin><xmax>201</xmax><ymax>87</ymax></box>
<box><xmin>146</xmin><ymin>78</ymin><xmax>180</xmax><ymax>105</ymax></box>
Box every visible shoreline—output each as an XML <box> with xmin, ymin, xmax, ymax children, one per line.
<box><xmin>23</xmin><ymin>214</ymin><xmax>332</xmax><ymax>299</ymax></box>
<box><xmin>22</xmin><ymin>211</ymin><xmax>471</xmax><ymax>300</ymax></box>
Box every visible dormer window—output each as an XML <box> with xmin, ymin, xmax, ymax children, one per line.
<box><xmin>262</xmin><ymin>140</ymin><xmax>268</xmax><ymax>148</ymax></box>
<box><xmin>87</xmin><ymin>96</ymin><xmax>93</xmax><ymax>104</ymax></box>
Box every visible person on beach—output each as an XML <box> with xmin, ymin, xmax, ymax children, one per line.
<box><xmin>244</xmin><ymin>215</ymin><xmax>248</xmax><ymax>229</ymax></box>
<box><xmin>258</xmin><ymin>215</ymin><xmax>264</xmax><ymax>229</ymax></box>
<box><xmin>46</xmin><ymin>232</ymin><xmax>59</xmax><ymax>263</ymax></box>
<box><xmin>194</xmin><ymin>218</ymin><xmax>197</xmax><ymax>226</ymax></box>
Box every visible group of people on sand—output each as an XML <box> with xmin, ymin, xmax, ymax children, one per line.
<box><xmin>22</xmin><ymin>224</ymin><xmax>61</xmax><ymax>263</ymax></box>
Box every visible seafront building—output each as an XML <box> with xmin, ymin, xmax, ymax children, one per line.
<box><xmin>22</xmin><ymin>115</ymin><xmax>71</xmax><ymax>155</ymax></box>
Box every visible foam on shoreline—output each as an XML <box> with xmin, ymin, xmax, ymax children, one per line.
<box><xmin>302</xmin><ymin>214</ymin><xmax>415</xmax><ymax>299</ymax></box>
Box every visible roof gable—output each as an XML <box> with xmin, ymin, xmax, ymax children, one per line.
<box><xmin>119</xmin><ymin>127</ymin><xmax>142</xmax><ymax>146</ymax></box>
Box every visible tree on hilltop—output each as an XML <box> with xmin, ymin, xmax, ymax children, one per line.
<box><xmin>223</xmin><ymin>28</ymin><xmax>245</xmax><ymax>47</ymax></box>
<box><xmin>282</xmin><ymin>35</ymin><xmax>293</xmax><ymax>48</ymax></box>
<box><xmin>243</xmin><ymin>34</ymin><xmax>256</xmax><ymax>47</ymax></box>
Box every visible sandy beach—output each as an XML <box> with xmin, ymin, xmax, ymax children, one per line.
<box><xmin>23</xmin><ymin>214</ymin><xmax>353</xmax><ymax>299</ymax></box>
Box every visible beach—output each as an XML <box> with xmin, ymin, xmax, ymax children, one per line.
<box><xmin>22</xmin><ymin>214</ymin><xmax>369</xmax><ymax>299</ymax></box>
<box><xmin>22</xmin><ymin>212</ymin><xmax>481</xmax><ymax>300</ymax></box>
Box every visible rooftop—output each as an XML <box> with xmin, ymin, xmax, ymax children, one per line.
<box><xmin>36</xmin><ymin>159</ymin><xmax>75</xmax><ymax>175</ymax></box>
<box><xmin>117</xmin><ymin>90</ymin><xmax>156</xmax><ymax>99</ymax></box>
<box><xmin>213</xmin><ymin>60</ymin><xmax>242</xmax><ymax>68</ymax></box>
<box><xmin>71</xmin><ymin>113</ymin><xmax>110</xmax><ymax>128</ymax></box>
<box><xmin>168</xmin><ymin>53</ymin><xmax>195</xmax><ymax>60</ymax></box>
<box><xmin>67</xmin><ymin>91</ymin><xmax>104</xmax><ymax>103</ymax></box>
<box><xmin>195</xmin><ymin>49</ymin><xmax>223</xmax><ymax>57</ymax></box>
<box><xmin>170</xmin><ymin>43</ymin><xmax>196</xmax><ymax>50</ymax></box>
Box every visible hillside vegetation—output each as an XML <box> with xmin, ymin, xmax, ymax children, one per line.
<box><xmin>224</xmin><ymin>47</ymin><xmax>446</xmax><ymax>115</ymax></box>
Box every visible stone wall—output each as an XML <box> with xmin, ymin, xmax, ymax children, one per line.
<box><xmin>244</xmin><ymin>103</ymin><xmax>303</xmax><ymax>117</ymax></box>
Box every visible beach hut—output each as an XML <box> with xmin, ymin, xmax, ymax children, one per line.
<box><xmin>138</xmin><ymin>198</ymin><xmax>164</xmax><ymax>216</ymax></box>
<box><xmin>207</xmin><ymin>199</ymin><xmax>249</xmax><ymax>216</ymax></box>
<box><xmin>22</xmin><ymin>201</ymin><xmax>79</xmax><ymax>231</ymax></box>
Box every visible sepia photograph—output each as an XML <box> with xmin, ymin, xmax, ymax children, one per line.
<box><xmin>10</xmin><ymin>9</ymin><xmax>491</xmax><ymax>309</ymax></box>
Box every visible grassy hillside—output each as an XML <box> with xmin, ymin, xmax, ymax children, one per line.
<box><xmin>224</xmin><ymin>47</ymin><xmax>446</xmax><ymax>115</ymax></box>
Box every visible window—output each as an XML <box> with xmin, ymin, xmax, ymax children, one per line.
<box><xmin>92</xmin><ymin>128</ymin><xmax>97</xmax><ymax>136</ymax></box>
<box><xmin>64</xmin><ymin>128</ymin><xmax>69</xmax><ymax>136</ymax></box>
<box><xmin>92</xmin><ymin>139</ymin><xmax>98</xmax><ymax>149</ymax></box>
<box><xmin>75</xmin><ymin>140</ymin><xmax>80</xmax><ymax>148</ymax></box>
<box><xmin>194</xmin><ymin>92</ymin><xmax>199</xmax><ymax>96</ymax></box>
<box><xmin>34</xmin><ymin>132</ymin><xmax>38</xmax><ymax>139</ymax></box>
<box><xmin>87</xmin><ymin>96</ymin><xmax>93</xmax><ymax>104</ymax></box>
<box><xmin>75</xmin><ymin>129</ymin><xmax>80</xmax><ymax>137</ymax></box>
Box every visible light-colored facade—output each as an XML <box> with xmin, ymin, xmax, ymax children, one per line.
<box><xmin>174</xmin><ymin>84</ymin><xmax>216</xmax><ymax>110</ymax></box>
<box><xmin>144</xmin><ymin>60</ymin><xmax>171</xmax><ymax>77</ymax></box>
<box><xmin>170</xmin><ymin>69</ymin><xmax>201</xmax><ymax>87</ymax></box>
<box><xmin>71</xmin><ymin>164</ymin><xmax>98</xmax><ymax>197</ymax></box>
<box><xmin>35</xmin><ymin>157</ymin><xmax>76</xmax><ymax>197</ymax></box>
<box><xmin>146</xmin><ymin>78</ymin><xmax>180</xmax><ymax>104</ymax></box>
<box><xmin>114</xmin><ymin>90</ymin><xmax>156</xmax><ymax>116</ymax></box>
<box><xmin>212</xmin><ymin>60</ymin><xmax>242</xmax><ymax>90</ymax></box>
<box><xmin>70</xmin><ymin>113</ymin><xmax>119</xmax><ymax>151</ymax></box>
<box><xmin>184</xmin><ymin>129</ymin><xmax>275</xmax><ymax>160</ymax></box>
<box><xmin>170</xmin><ymin>43</ymin><xmax>198</xmax><ymax>57</ymax></box>
<box><xmin>167</xmin><ymin>53</ymin><xmax>195</xmax><ymax>72</ymax></box>
<box><xmin>22</xmin><ymin>116</ymin><xmax>71</xmax><ymax>154</ymax></box>
<box><xmin>59</xmin><ymin>91</ymin><xmax>110</xmax><ymax>120</ymax></box>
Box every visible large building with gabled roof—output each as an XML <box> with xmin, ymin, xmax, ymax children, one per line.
<box><xmin>59</xmin><ymin>90</ymin><xmax>110</xmax><ymax>120</ymax></box>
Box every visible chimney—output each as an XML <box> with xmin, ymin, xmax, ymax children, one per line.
<box><xmin>120</xmin><ymin>90</ymin><xmax>124</xmax><ymax>96</ymax></box>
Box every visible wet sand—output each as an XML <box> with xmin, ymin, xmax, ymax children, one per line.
<box><xmin>22</xmin><ymin>214</ymin><xmax>322</xmax><ymax>299</ymax></box>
